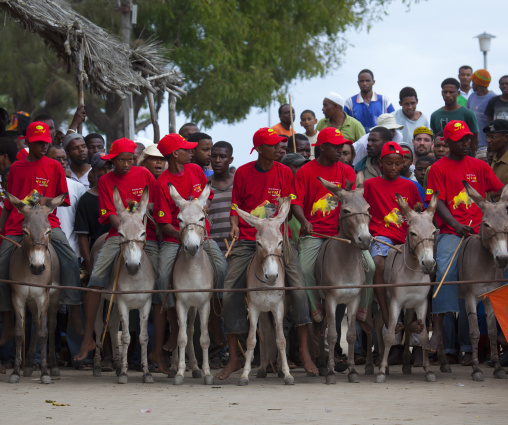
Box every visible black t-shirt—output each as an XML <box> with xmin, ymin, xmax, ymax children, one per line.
<box><xmin>485</xmin><ymin>96</ymin><xmax>508</xmax><ymax>121</ymax></box>
<box><xmin>74</xmin><ymin>191</ymin><xmax>111</xmax><ymax>248</ymax></box>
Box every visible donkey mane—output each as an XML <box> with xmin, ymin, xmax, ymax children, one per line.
<box><xmin>126</xmin><ymin>199</ymin><xmax>137</xmax><ymax>212</ymax></box>
<box><xmin>414</xmin><ymin>202</ymin><xmax>424</xmax><ymax>213</ymax></box>
<box><xmin>345</xmin><ymin>180</ymin><xmax>355</xmax><ymax>191</ymax></box>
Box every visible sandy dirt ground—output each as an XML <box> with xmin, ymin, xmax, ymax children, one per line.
<box><xmin>1</xmin><ymin>362</ymin><xmax>506</xmax><ymax>425</ymax></box>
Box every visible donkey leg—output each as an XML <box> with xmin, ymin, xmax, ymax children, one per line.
<box><xmin>402</xmin><ymin>309</ymin><xmax>413</xmax><ymax>375</ymax></box>
<box><xmin>483</xmin><ymin>298</ymin><xmax>507</xmax><ymax>379</ymax></box>
<box><xmin>174</xmin><ymin>302</ymin><xmax>188</xmax><ymax>385</ymax></box>
<box><xmin>324</xmin><ymin>296</ymin><xmax>337</xmax><ymax>385</ymax></box>
<box><xmin>199</xmin><ymin>300</ymin><xmax>213</xmax><ymax>385</ymax></box>
<box><xmin>9</xmin><ymin>297</ymin><xmax>25</xmax><ymax>384</ymax></box>
<box><xmin>273</xmin><ymin>303</ymin><xmax>293</xmax><ymax>385</ymax></box>
<box><xmin>364</xmin><ymin>303</ymin><xmax>375</xmax><ymax>375</ymax></box>
<box><xmin>139</xmin><ymin>301</ymin><xmax>154</xmax><ymax>383</ymax></box>
<box><xmin>416</xmin><ymin>302</ymin><xmax>435</xmax><ymax>382</ymax></box>
<box><xmin>117</xmin><ymin>302</ymin><xmax>130</xmax><ymax>384</ymax></box>
<box><xmin>256</xmin><ymin>313</ymin><xmax>269</xmax><ymax>378</ymax></box>
<box><xmin>93</xmin><ymin>300</ymin><xmax>104</xmax><ymax>377</ymax></box>
<box><xmin>239</xmin><ymin>307</ymin><xmax>259</xmax><ymax>386</ymax></box>
<box><xmin>23</xmin><ymin>300</ymin><xmax>38</xmax><ymax>378</ymax></box>
<box><xmin>186</xmin><ymin>307</ymin><xmax>201</xmax><ymax>378</ymax></box>
<box><xmin>464</xmin><ymin>294</ymin><xmax>483</xmax><ymax>381</ymax></box>
<box><xmin>37</xmin><ymin>296</ymin><xmax>51</xmax><ymax>384</ymax></box>
<box><xmin>377</xmin><ymin>302</ymin><xmax>400</xmax><ymax>383</ymax></box>
<box><xmin>109</xmin><ymin>306</ymin><xmax>122</xmax><ymax>375</ymax></box>
<box><xmin>48</xmin><ymin>292</ymin><xmax>60</xmax><ymax>377</ymax></box>
<box><xmin>347</xmin><ymin>297</ymin><xmax>361</xmax><ymax>383</ymax></box>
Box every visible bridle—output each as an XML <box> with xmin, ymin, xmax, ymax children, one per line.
<box><xmin>179</xmin><ymin>221</ymin><xmax>208</xmax><ymax>246</ymax></box>
<box><xmin>119</xmin><ymin>238</ymin><xmax>146</xmax><ymax>248</ymax></box>
<box><xmin>479</xmin><ymin>223</ymin><xmax>508</xmax><ymax>241</ymax></box>
<box><xmin>407</xmin><ymin>234</ymin><xmax>435</xmax><ymax>256</ymax></box>
<box><xmin>339</xmin><ymin>211</ymin><xmax>371</xmax><ymax>240</ymax></box>
<box><xmin>253</xmin><ymin>251</ymin><xmax>284</xmax><ymax>286</ymax></box>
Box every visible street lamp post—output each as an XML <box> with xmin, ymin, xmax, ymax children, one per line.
<box><xmin>475</xmin><ymin>32</ymin><xmax>496</xmax><ymax>69</ymax></box>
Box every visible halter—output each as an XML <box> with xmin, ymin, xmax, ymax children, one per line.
<box><xmin>253</xmin><ymin>252</ymin><xmax>285</xmax><ymax>286</ymax></box>
<box><xmin>479</xmin><ymin>223</ymin><xmax>508</xmax><ymax>241</ymax></box>
<box><xmin>119</xmin><ymin>238</ymin><xmax>146</xmax><ymax>247</ymax></box>
<box><xmin>407</xmin><ymin>235</ymin><xmax>435</xmax><ymax>256</ymax></box>
<box><xmin>179</xmin><ymin>221</ymin><xmax>208</xmax><ymax>246</ymax></box>
<box><xmin>339</xmin><ymin>211</ymin><xmax>371</xmax><ymax>241</ymax></box>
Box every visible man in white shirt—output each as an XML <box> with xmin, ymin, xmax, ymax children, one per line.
<box><xmin>392</xmin><ymin>87</ymin><xmax>429</xmax><ymax>143</ymax></box>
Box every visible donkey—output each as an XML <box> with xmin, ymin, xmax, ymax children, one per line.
<box><xmin>375</xmin><ymin>192</ymin><xmax>439</xmax><ymax>383</ymax></box>
<box><xmin>92</xmin><ymin>186</ymin><xmax>155</xmax><ymax>384</ymax></box>
<box><xmin>169</xmin><ymin>182</ymin><xmax>214</xmax><ymax>386</ymax></box>
<box><xmin>234</xmin><ymin>197</ymin><xmax>294</xmax><ymax>386</ymax></box>
<box><xmin>315</xmin><ymin>174</ymin><xmax>372</xmax><ymax>385</ymax></box>
<box><xmin>5</xmin><ymin>192</ymin><xmax>66</xmax><ymax>384</ymax></box>
<box><xmin>456</xmin><ymin>181</ymin><xmax>508</xmax><ymax>381</ymax></box>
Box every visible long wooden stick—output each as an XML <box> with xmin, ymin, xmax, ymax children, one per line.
<box><xmin>372</xmin><ymin>237</ymin><xmax>403</xmax><ymax>254</ymax></box>
<box><xmin>311</xmin><ymin>232</ymin><xmax>351</xmax><ymax>244</ymax></box>
<box><xmin>433</xmin><ymin>220</ymin><xmax>472</xmax><ymax>299</ymax></box>
<box><xmin>288</xmin><ymin>94</ymin><xmax>296</xmax><ymax>153</ymax></box>
<box><xmin>0</xmin><ymin>234</ymin><xmax>22</xmax><ymax>249</ymax></box>
<box><xmin>225</xmin><ymin>237</ymin><xmax>236</xmax><ymax>258</ymax></box>
<box><xmin>479</xmin><ymin>282</ymin><xmax>508</xmax><ymax>298</ymax></box>
<box><xmin>223</xmin><ymin>238</ymin><xmax>230</xmax><ymax>251</ymax></box>
<box><xmin>101</xmin><ymin>253</ymin><xmax>123</xmax><ymax>346</ymax></box>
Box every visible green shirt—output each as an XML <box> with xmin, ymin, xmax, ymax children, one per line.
<box><xmin>457</xmin><ymin>95</ymin><xmax>467</xmax><ymax>107</ymax></box>
<box><xmin>429</xmin><ymin>106</ymin><xmax>479</xmax><ymax>135</ymax></box>
<box><xmin>316</xmin><ymin>113</ymin><xmax>365</xmax><ymax>142</ymax></box>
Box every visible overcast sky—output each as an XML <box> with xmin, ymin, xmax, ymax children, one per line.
<box><xmin>139</xmin><ymin>0</ymin><xmax>506</xmax><ymax>167</ymax></box>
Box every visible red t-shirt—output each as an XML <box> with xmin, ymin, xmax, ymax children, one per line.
<box><xmin>231</xmin><ymin>161</ymin><xmax>293</xmax><ymax>241</ymax></box>
<box><xmin>425</xmin><ymin>156</ymin><xmax>503</xmax><ymax>236</ymax></box>
<box><xmin>291</xmin><ymin>160</ymin><xmax>357</xmax><ymax>237</ymax></box>
<box><xmin>98</xmin><ymin>166</ymin><xmax>157</xmax><ymax>240</ymax></box>
<box><xmin>4</xmin><ymin>156</ymin><xmax>70</xmax><ymax>235</ymax></box>
<box><xmin>154</xmin><ymin>163</ymin><xmax>213</xmax><ymax>243</ymax></box>
<box><xmin>364</xmin><ymin>176</ymin><xmax>421</xmax><ymax>244</ymax></box>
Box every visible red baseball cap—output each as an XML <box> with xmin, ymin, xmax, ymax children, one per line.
<box><xmin>19</xmin><ymin>121</ymin><xmax>52</xmax><ymax>144</ymax></box>
<box><xmin>312</xmin><ymin>127</ymin><xmax>352</xmax><ymax>147</ymax></box>
<box><xmin>101</xmin><ymin>137</ymin><xmax>137</xmax><ymax>160</ymax></box>
<box><xmin>251</xmin><ymin>128</ymin><xmax>286</xmax><ymax>154</ymax></box>
<box><xmin>157</xmin><ymin>133</ymin><xmax>198</xmax><ymax>156</ymax></box>
<box><xmin>380</xmin><ymin>141</ymin><xmax>411</xmax><ymax>158</ymax></box>
<box><xmin>443</xmin><ymin>120</ymin><xmax>473</xmax><ymax>142</ymax></box>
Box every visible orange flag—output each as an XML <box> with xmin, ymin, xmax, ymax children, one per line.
<box><xmin>485</xmin><ymin>284</ymin><xmax>508</xmax><ymax>339</ymax></box>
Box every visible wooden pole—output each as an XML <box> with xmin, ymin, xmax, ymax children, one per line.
<box><xmin>310</xmin><ymin>232</ymin><xmax>351</xmax><ymax>244</ymax></box>
<box><xmin>146</xmin><ymin>90</ymin><xmax>160</xmax><ymax>144</ymax></box>
<box><xmin>101</xmin><ymin>253</ymin><xmax>123</xmax><ymax>346</ymax></box>
<box><xmin>76</xmin><ymin>38</ymin><xmax>85</xmax><ymax>135</ymax></box>
<box><xmin>372</xmin><ymin>237</ymin><xmax>403</xmax><ymax>254</ymax></box>
<box><xmin>225</xmin><ymin>237</ymin><xmax>236</xmax><ymax>258</ymax></box>
<box><xmin>0</xmin><ymin>234</ymin><xmax>22</xmax><ymax>249</ymax></box>
<box><xmin>288</xmin><ymin>94</ymin><xmax>296</xmax><ymax>153</ymax></box>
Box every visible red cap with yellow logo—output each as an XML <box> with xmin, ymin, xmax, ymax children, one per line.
<box><xmin>251</xmin><ymin>128</ymin><xmax>287</xmax><ymax>154</ymax></box>
<box><xmin>313</xmin><ymin>127</ymin><xmax>352</xmax><ymax>147</ymax></box>
<box><xmin>443</xmin><ymin>120</ymin><xmax>473</xmax><ymax>142</ymax></box>
<box><xmin>157</xmin><ymin>133</ymin><xmax>198</xmax><ymax>156</ymax></box>
<box><xmin>20</xmin><ymin>121</ymin><xmax>52</xmax><ymax>144</ymax></box>
<box><xmin>101</xmin><ymin>137</ymin><xmax>137</xmax><ymax>160</ymax></box>
<box><xmin>380</xmin><ymin>141</ymin><xmax>410</xmax><ymax>158</ymax></box>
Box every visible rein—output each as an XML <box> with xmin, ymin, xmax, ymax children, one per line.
<box><xmin>479</xmin><ymin>225</ymin><xmax>508</xmax><ymax>241</ymax></box>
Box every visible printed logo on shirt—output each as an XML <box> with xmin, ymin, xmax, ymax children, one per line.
<box><xmin>466</xmin><ymin>174</ymin><xmax>477</xmax><ymax>183</ymax></box>
<box><xmin>383</xmin><ymin>208</ymin><xmax>405</xmax><ymax>228</ymax></box>
<box><xmin>231</xmin><ymin>203</ymin><xmax>238</xmax><ymax>211</ymax></box>
<box><xmin>22</xmin><ymin>189</ymin><xmax>43</xmax><ymax>206</ymax></box>
<box><xmin>251</xmin><ymin>200</ymin><xmax>276</xmax><ymax>219</ymax></box>
<box><xmin>451</xmin><ymin>189</ymin><xmax>473</xmax><ymax>210</ymax></box>
<box><xmin>192</xmin><ymin>183</ymin><xmax>202</xmax><ymax>194</ymax></box>
<box><xmin>101</xmin><ymin>209</ymin><xmax>107</xmax><ymax>215</ymax></box>
<box><xmin>35</xmin><ymin>177</ymin><xmax>49</xmax><ymax>188</ymax></box>
<box><xmin>132</xmin><ymin>187</ymin><xmax>144</xmax><ymax>197</ymax></box>
<box><xmin>426</xmin><ymin>189</ymin><xmax>433</xmax><ymax>195</ymax></box>
<box><xmin>267</xmin><ymin>187</ymin><xmax>281</xmax><ymax>198</ymax></box>
<box><xmin>289</xmin><ymin>194</ymin><xmax>297</xmax><ymax>200</ymax></box>
<box><xmin>311</xmin><ymin>194</ymin><xmax>338</xmax><ymax>216</ymax></box>
<box><xmin>158</xmin><ymin>211</ymin><xmax>165</xmax><ymax>217</ymax></box>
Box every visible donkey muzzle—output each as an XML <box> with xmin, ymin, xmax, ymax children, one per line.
<box><xmin>125</xmin><ymin>262</ymin><xmax>141</xmax><ymax>275</ymax></box>
<box><xmin>29</xmin><ymin>263</ymin><xmax>46</xmax><ymax>275</ymax></box>
<box><xmin>495</xmin><ymin>254</ymin><xmax>508</xmax><ymax>270</ymax></box>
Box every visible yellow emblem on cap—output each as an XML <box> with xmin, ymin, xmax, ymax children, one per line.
<box><xmin>454</xmin><ymin>123</ymin><xmax>463</xmax><ymax>129</ymax></box>
<box><xmin>158</xmin><ymin>211</ymin><xmax>164</xmax><ymax>217</ymax></box>
<box><xmin>335</xmin><ymin>130</ymin><xmax>342</xmax><ymax>135</ymax></box>
<box><xmin>36</xmin><ymin>125</ymin><xmax>44</xmax><ymax>130</ymax></box>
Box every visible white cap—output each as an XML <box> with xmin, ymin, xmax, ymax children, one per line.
<box><xmin>325</xmin><ymin>92</ymin><xmax>345</xmax><ymax>108</ymax></box>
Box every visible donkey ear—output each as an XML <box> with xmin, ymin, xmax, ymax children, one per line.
<box><xmin>318</xmin><ymin>177</ymin><xmax>345</xmax><ymax>201</ymax></box>
<box><xmin>43</xmin><ymin>193</ymin><xmax>68</xmax><ymax>215</ymax></box>
<box><xmin>197</xmin><ymin>182</ymin><xmax>212</xmax><ymax>208</ymax></box>
<box><xmin>463</xmin><ymin>180</ymin><xmax>485</xmax><ymax>209</ymax></box>
<box><xmin>396</xmin><ymin>193</ymin><xmax>414</xmax><ymax>218</ymax></box>
<box><xmin>4</xmin><ymin>191</ymin><xmax>29</xmax><ymax>215</ymax></box>
<box><xmin>168</xmin><ymin>183</ymin><xmax>186</xmax><ymax>209</ymax></box>
<box><xmin>499</xmin><ymin>183</ymin><xmax>508</xmax><ymax>204</ymax></box>
<box><xmin>234</xmin><ymin>205</ymin><xmax>263</xmax><ymax>229</ymax></box>
<box><xmin>355</xmin><ymin>171</ymin><xmax>365</xmax><ymax>190</ymax></box>
<box><xmin>113</xmin><ymin>186</ymin><xmax>126</xmax><ymax>215</ymax></box>
<box><xmin>136</xmin><ymin>186</ymin><xmax>149</xmax><ymax>218</ymax></box>
<box><xmin>425</xmin><ymin>191</ymin><xmax>439</xmax><ymax>217</ymax></box>
<box><xmin>274</xmin><ymin>197</ymin><xmax>291</xmax><ymax>225</ymax></box>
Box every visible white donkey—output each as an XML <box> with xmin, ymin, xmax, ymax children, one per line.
<box><xmin>235</xmin><ymin>198</ymin><xmax>294</xmax><ymax>386</ymax></box>
<box><xmin>169</xmin><ymin>182</ymin><xmax>214</xmax><ymax>386</ymax></box>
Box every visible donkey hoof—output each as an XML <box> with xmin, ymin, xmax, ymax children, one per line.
<box><xmin>50</xmin><ymin>367</ymin><xmax>60</xmax><ymax>377</ymax></box>
<box><xmin>237</xmin><ymin>377</ymin><xmax>249</xmax><ymax>386</ymax></box>
<box><xmin>168</xmin><ymin>369</ymin><xmax>177</xmax><ymax>379</ymax></box>
<box><xmin>204</xmin><ymin>375</ymin><xmax>214</xmax><ymax>385</ymax></box>
<box><xmin>348</xmin><ymin>372</ymin><xmax>360</xmax><ymax>383</ymax></box>
<box><xmin>118</xmin><ymin>373</ymin><xmax>128</xmax><ymax>384</ymax></box>
<box><xmin>256</xmin><ymin>369</ymin><xmax>267</xmax><ymax>379</ymax></box>
<box><xmin>8</xmin><ymin>373</ymin><xmax>20</xmax><ymax>384</ymax></box>
<box><xmin>278</xmin><ymin>370</ymin><xmax>284</xmax><ymax>378</ymax></box>
<box><xmin>23</xmin><ymin>367</ymin><xmax>33</xmax><ymax>378</ymax></box>
<box><xmin>494</xmin><ymin>368</ymin><xmax>507</xmax><ymax>379</ymax></box>
<box><xmin>41</xmin><ymin>375</ymin><xmax>52</xmax><ymax>385</ymax></box>
<box><xmin>115</xmin><ymin>368</ymin><xmax>122</xmax><ymax>377</ymax></box>
<box><xmin>472</xmin><ymin>371</ymin><xmax>484</xmax><ymax>382</ymax></box>
<box><xmin>318</xmin><ymin>366</ymin><xmax>328</xmax><ymax>377</ymax></box>
<box><xmin>142</xmin><ymin>373</ymin><xmax>154</xmax><ymax>384</ymax></box>
<box><xmin>192</xmin><ymin>370</ymin><xmax>202</xmax><ymax>379</ymax></box>
<box><xmin>402</xmin><ymin>364</ymin><xmax>412</xmax><ymax>375</ymax></box>
<box><xmin>284</xmin><ymin>375</ymin><xmax>295</xmax><ymax>386</ymax></box>
<box><xmin>364</xmin><ymin>364</ymin><xmax>374</xmax><ymax>375</ymax></box>
<box><xmin>173</xmin><ymin>374</ymin><xmax>184</xmax><ymax>385</ymax></box>
<box><xmin>325</xmin><ymin>373</ymin><xmax>336</xmax><ymax>385</ymax></box>
<box><xmin>425</xmin><ymin>372</ymin><xmax>436</xmax><ymax>382</ymax></box>
<box><xmin>93</xmin><ymin>368</ymin><xmax>102</xmax><ymax>377</ymax></box>
<box><xmin>440</xmin><ymin>364</ymin><xmax>452</xmax><ymax>373</ymax></box>
<box><xmin>375</xmin><ymin>373</ymin><xmax>386</xmax><ymax>383</ymax></box>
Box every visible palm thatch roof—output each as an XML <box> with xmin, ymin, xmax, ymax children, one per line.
<box><xmin>0</xmin><ymin>0</ymin><xmax>185</xmax><ymax>100</ymax></box>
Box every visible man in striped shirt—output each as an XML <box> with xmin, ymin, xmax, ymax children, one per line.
<box><xmin>208</xmin><ymin>141</ymin><xmax>234</xmax><ymax>254</ymax></box>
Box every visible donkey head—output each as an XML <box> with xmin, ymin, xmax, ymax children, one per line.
<box><xmin>235</xmin><ymin>198</ymin><xmax>291</xmax><ymax>285</ymax></box>
<box><xmin>464</xmin><ymin>181</ymin><xmax>508</xmax><ymax>269</ymax></box>
<box><xmin>397</xmin><ymin>192</ymin><xmax>439</xmax><ymax>274</ymax></box>
<box><xmin>169</xmin><ymin>182</ymin><xmax>211</xmax><ymax>259</ymax></box>
<box><xmin>113</xmin><ymin>185</ymin><xmax>149</xmax><ymax>275</ymax></box>
<box><xmin>5</xmin><ymin>191</ymin><xmax>67</xmax><ymax>275</ymax></box>
<box><xmin>318</xmin><ymin>172</ymin><xmax>371</xmax><ymax>250</ymax></box>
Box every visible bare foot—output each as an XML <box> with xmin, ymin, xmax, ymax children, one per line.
<box><xmin>73</xmin><ymin>337</ymin><xmax>96</xmax><ymax>362</ymax></box>
<box><xmin>424</xmin><ymin>330</ymin><xmax>441</xmax><ymax>353</ymax></box>
<box><xmin>215</xmin><ymin>358</ymin><xmax>242</xmax><ymax>380</ymax></box>
<box><xmin>162</xmin><ymin>332</ymin><xmax>178</xmax><ymax>352</ymax></box>
<box><xmin>394</xmin><ymin>321</ymin><xmax>404</xmax><ymax>334</ymax></box>
<box><xmin>407</xmin><ymin>319</ymin><xmax>424</xmax><ymax>334</ymax></box>
<box><xmin>299</xmin><ymin>348</ymin><xmax>318</xmax><ymax>375</ymax></box>
<box><xmin>357</xmin><ymin>318</ymin><xmax>373</xmax><ymax>335</ymax></box>
<box><xmin>148</xmin><ymin>351</ymin><xmax>169</xmax><ymax>375</ymax></box>
<box><xmin>0</xmin><ymin>327</ymin><xmax>15</xmax><ymax>346</ymax></box>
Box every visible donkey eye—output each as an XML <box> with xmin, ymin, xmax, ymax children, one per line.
<box><xmin>140</xmin><ymin>231</ymin><xmax>146</xmax><ymax>238</ymax></box>
<box><xmin>23</xmin><ymin>230</ymin><xmax>29</xmax><ymax>236</ymax></box>
<box><xmin>342</xmin><ymin>209</ymin><xmax>351</xmax><ymax>215</ymax></box>
<box><xmin>177</xmin><ymin>218</ymin><xmax>183</xmax><ymax>223</ymax></box>
<box><xmin>118</xmin><ymin>232</ymin><xmax>125</xmax><ymax>238</ymax></box>
<box><xmin>256</xmin><ymin>241</ymin><xmax>262</xmax><ymax>248</ymax></box>
<box><xmin>483</xmin><ymin>222</ymin><xmax>491</xmax><ymax>228</ymax></box>
<box><xmin>410</xmin><ymin>231</ymin><xmax>417</xmax><ymax>237</ymax></box>
<box><xmin>45</xmin><ymin>230</ymin><xmax>51</xmax><ymax>237</ymax></box>
<box><xmin>278</xmin><ymin>240</ymin><xmax>283</xmax><ymax>246</ymax></box>
<box><xmin>199</xmin><ymin>217</ymin><xmax>205</xmax><ymax>222</ymax></box>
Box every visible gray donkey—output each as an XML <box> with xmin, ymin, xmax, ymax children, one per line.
<box><xmin>92</xmin><ymin>186</ymin><xmax>155</xmax><ymax>384</ymax></box>
<box><xmin>376</xmin><ymin>192</ymin><xmax>439</xmax><ymax>383</ymax></box>
<box><xmin>169</xmin><ymin>182</ymin><xmax>214</xmax><ymax>386</ymax></box>
<box><xmin>5</xmin><ymin>192</ymin><xmax>66</xmax><ymax>384</ymax></box>
<box><xmin>457</xmin><ymin>181</ymin><xmax>508</xmax><ymax>381</ymax></box>
<box><xmin>234</xmin><ymin>197</ymin><xmax>294</xmax><ymax>386</ymax></box>
<box><xmin>315</xmin><ymin>174</ymin><xmax>372</xmax><ymax>385</ymax></box>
